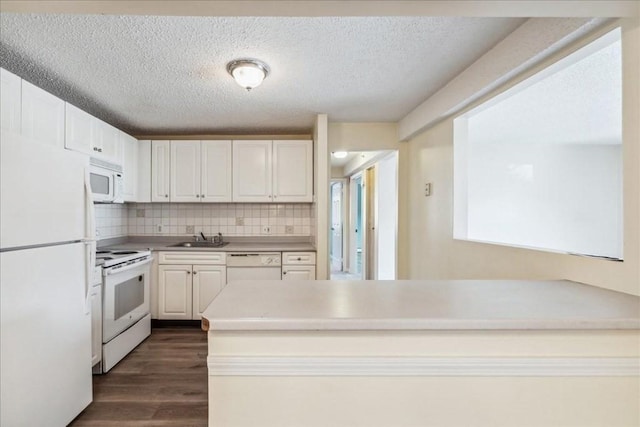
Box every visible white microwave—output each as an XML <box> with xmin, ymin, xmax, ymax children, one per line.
<box><xmin>89</xmin><ymin>158</ymin><xmax>124</xmax><ymax>203</ymax></box>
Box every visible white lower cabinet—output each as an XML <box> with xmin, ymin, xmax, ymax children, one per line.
<box><xmin>281</xmin><ymin>252</ymin><xmax>316</xmax><ymax>280</ymax></box>
<box><xmin>90</xmin><ymin>284</ymin><xmax>102</xmax><ymax>367</ymax></box>
<box><xmin>157</xmin><ymin>252</ymin><xmax>226</xmax><ymax>320</ymax></box>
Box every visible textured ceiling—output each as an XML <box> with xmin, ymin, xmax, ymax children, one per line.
<box><xmin>0</xmin><ymin>14</ymin><xmax>525</xmax><ymax>135</ymax></box>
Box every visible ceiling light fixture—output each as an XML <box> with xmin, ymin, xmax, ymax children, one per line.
<box><xmin>227</xmin><ymin>59</ymin><xmax>270</xmax><ymax>91</ymax></box>
<box><xmin>332</xmin><ymin>151</ymin><xmax>348</xmax><ymax>159</ymax></box>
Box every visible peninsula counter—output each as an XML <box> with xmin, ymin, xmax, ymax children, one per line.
<box><xmin>202</xmin><ymin>280</ymin><xmax>640</xmax><ymax>427</ymax></box>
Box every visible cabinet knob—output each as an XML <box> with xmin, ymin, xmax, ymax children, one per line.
<box><xmin>297</xmin><ymin>257</ymin><xmax>302</xmax><ymax>261</ymax></box>
<box><xmin>283</xmin><ymin>271</ymin><xmax>287</xmax><ymax>275</ymax></box>
<box><xmin>165</xmin><ymin>194</ymin><xmax>168</xmax><ymax>198</ymax></box>
<box><xmin>187</xmin><ymin>271</ymin><xmax>191</xmax><ymax>274</ymax></box>
<box><xmin>196</xmin><ymin>194</ymin><xmax>200</xmax><ymax>198</ymax></box>
<box><xmin>193</xmin><ymin>271</ymin><xmax>197</xmax><ymax>275</ymax></box>
<box><xmin>201</xmin><ymin>194</ymin><xmax>205</xmax><ymax>198</ymax></box>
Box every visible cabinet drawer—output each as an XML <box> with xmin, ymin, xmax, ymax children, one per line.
<box><xmin>282</xmin><ymin>252</ymin><xmax>316</xmax><ymax>265</ymax></box>
<box><xmin>159</xmin><ymin>251</ymin><xmax>226</xmax><ymax>265</ymax></box>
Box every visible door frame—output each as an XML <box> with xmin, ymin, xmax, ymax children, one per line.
<box><xmin>330</xmin><ymin>179</ymin><xmax>348</xmax><ymax>273</ymax></box>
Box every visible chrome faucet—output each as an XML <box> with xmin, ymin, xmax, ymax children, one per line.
<box><xmin>213</xmin><ymin>232</ymin><xmax>223</xmax><ymax>245</ymax></box>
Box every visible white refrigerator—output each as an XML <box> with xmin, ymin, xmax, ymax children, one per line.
<box><xmin>0</xmin><ymin>130</ymin><xmax>95</xmax><ymax>425</ymax></box>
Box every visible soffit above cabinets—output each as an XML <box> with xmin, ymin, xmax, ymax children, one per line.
<box><xmin>0</xmin><ymin>14</ymin><xmax>525</xmax><ymax>134</ymax></box>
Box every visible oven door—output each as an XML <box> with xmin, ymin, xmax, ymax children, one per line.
<box><xmin>102</xmin><ymin>258</ymin><xmax>151</xmax><ymax>343</ymax></box>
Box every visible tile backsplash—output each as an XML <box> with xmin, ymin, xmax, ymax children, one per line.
<box><xmin>127</xmin><ymin>203</ymin><xmax>313</xmax><ymax>237</ymax></box>
<box><xmin>95</xmin><ymin>204</ymin><xmax>129</xmax><ymax>239</ymax></box>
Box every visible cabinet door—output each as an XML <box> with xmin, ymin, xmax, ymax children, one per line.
<box><xmin>121</xmin><ymin>133</ymin><xmax>137</xmax><ymax>202</ymax></box>
<box><xmin>65</xmin><ymin>103</ymin><xmax>94</xmax><ymax>155</ymax></box>
<box><xmin>1</xmin><ymin>68</ymin><xmax>21</xmax><ymax>134</ymax></box>
<box><xmin>137</xmin><ymin>140</ymin><xmax>152</xmax><ymax>203</ymax></box>
<box><xmin>232</xmin><ymin>140</ymin><xmax>272</xmax><ymax>202</ymax></box>
<box><xmin>94</xmin><ymin>120</ymin><xmax>122</xmax><ymax>164</ymax></box>
<box><xmin>192</xmin><ymin>265</ymin><xmax>226</xmax><ymax>319</ymax></box>
<box><xmin>90</xmin><ymin>285</ymin><xmax>102</xmax><ymax>367</ymax></box>
<box><xmin>158</xmin><ymin>265</ymin><xmax>192</xmax><ymax>319</ymax></box>
<box><xmin>282</xmin><ymin>265</ymin><xmax>316</xmax><ymax>280</ymax></box>
<box><xmin>201</xmin><ymin>140</ymin><xmax>232</xmax><ymax>202</ymax></box>
<box><xmin>170</xmin><ymin>140</ymin><xmax>201</xmax><ymax>202</ymax></box>
<box><xmin>151</xmin><ymin>140</ymin><xmax>171</xmax><ymax>202</ymax></box>
<box><xmin>21</xmin><ymin>80</ymin><xmax>65</xmax><ymax>149</ymax></box>
<box><xmin>273</xmin><ymin>140</ymin><xmax>313</xmax><ymax>202</ymax></box>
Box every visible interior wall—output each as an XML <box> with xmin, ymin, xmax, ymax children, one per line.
<box><xmin>406</xmin><ymin>18</ymin><xmax>640</xmax><ymax>296</ymax></box>
<box><xmin>314</xmin><ymin>114</ymin><xmax>330</xmax><ymax>279</ymax></box>
<box><xmin>376</xmin><ymin>153</ymin><xmax>398</xmax><ymax>279</ymax></box>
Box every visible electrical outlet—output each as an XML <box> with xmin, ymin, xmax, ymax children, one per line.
<box><xmin>262</xmin><ymin>226</ymin><xmax>271</xmax><ymax>235</ymax></box>
<box><xmin>285</xmin><ymin>225</ymin><xmax>294</xmax><ymax>234</ymax></box>
<box><xmin>424</xmin><ymin>183</ymin><xmax>432</xmax><ymax>197</ymax></box>
<box><xmin>236</xmin><ymin>217</ymin><xmax>245</xmax><ymax>226</ymax></box>
<box><xmin>186</xmin><ymin>225</ymin><xmax>195</xmax><ymax>234</ymax></box>
<box><xmin>156</xmin><ymin>224</ymin><xmax>163</xmax><ymax>233</ymax></box>
<box><xmin>137</xmin><ymin>209</ymin><xmax>145</xmax><ymax>218</ymax></box>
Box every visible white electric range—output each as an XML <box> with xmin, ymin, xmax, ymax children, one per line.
<box><xmin>94</xmin><ymin>248</ymin><xmax>153</xmax><ymax>373</ymax></box>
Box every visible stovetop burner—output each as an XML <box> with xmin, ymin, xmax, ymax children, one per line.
<box><xmin>95</xmin><ymin>248</ymin><xmax>151</xmax><ymax>268</ymax></box>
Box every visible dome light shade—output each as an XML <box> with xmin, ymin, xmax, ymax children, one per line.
<box><xmin>227</xmin><ymin>59</ymin><xmax>270</xmax><ymax>91</ymax></box>
<box><xmin>332</xmin><ymin>151</ymin><xmax>348</xmax><ymax>159</ymax></box>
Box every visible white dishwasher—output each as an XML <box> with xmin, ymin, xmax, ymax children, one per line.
<box><xmin>226</xmin><ymin>252</ymin><xmax>282</xmax><ymax>282</ymax></box>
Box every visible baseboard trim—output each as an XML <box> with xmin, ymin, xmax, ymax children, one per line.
<box><xmin>208</xmin><ymin>356</ymin><xmax>640</xmax><ymax>377</ymax></box>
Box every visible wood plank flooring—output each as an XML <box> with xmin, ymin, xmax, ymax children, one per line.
<box><xmin>70</xmin><ymin>327</ymin><xmax>208</xmax><ymax>427</ymax></box>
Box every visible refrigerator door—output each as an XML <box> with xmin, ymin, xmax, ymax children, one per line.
<box><xmin>0</xmin><ymin>130</ymin><xmax>89</xmax><ymax>249</ymax></box>
<box><xmin>0</xmin><ymin>242</ymin><xmax>92</xmax><ymax>426</ymax></box>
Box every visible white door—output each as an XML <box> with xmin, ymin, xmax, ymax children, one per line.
<box><xmin>192</xmin><ymin>265</ymin><xmax>226</xmax><ymax>319</ymax></box>
<box><xmin>273</xmin><ymin>140</ymin><xmax>313</xmax><ymax>202</ymax></box>
<box><xmin>1</xmin><ymin>131</ymin><xmax>88</xmax><ymax>248</ymax></box>
<box><xmin>282</xmin><ymin>266</ymin><xmax>316</xmax><ymax>280</ymax></box>
<box><xmin>94</xmin><ymin>120</ymin><xmax>122</xmax><ymax>164</ymax></box>
<box><xmin>151</xmin><ymin>140</ymin><xmax>171</xmax><ymax>202</ymax></box>
<box><xmin>201</xmin><ymin>140</ymin><xmax>232</xmax><ymax>202</ymax></box>
<box><xmin>158</xmin><ymin>265</ymin><xmax>192</xmax><ymax>320</ymax></box>
<box><xmin>1</xmin><ymin>243</ymin><xmax>92</xmax><ymax>426</ymax></box>
<box><xmin>65</xmin><ymin>103</ymin><xmax>94</xmax><ymax>156</ymax></box>
<box><xmin>21</xmin><ymin>80</ymin><xmax>65</xmax><ymax>149</ymax></box>
<box><xmin>121</xmin><ymin>133</ymin><xmax>138</xmax><ymax>202</ymax></box>
<box><xmin>232</xmin><ymin>140</ymin><xmax>272</xmax><ymax>202</ymax></box>
<box><xmin>0</xmin><ymin>68</ymin><xmax>21</xmax><ymax>134</ymax></box>
<box><xmin>330</xmin><ymin>181</ymin><xmax>344</xmax><ymax>272</ymax></box>
<box><xmin>170</xmin><ymin>140</ymin><xmax>201</xmax><ymax>202</ymax></box>
<box><xmin>137</xmin><ymin>140</ymin><xmax>152</xmax><ymax>203</ymax></box>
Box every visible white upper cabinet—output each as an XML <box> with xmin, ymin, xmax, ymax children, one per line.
<box><xmin>232</xmin><ymin>140</ymin><xmax>273</xmax><ymax>202</ymax></box>
<box><xmin>170</xmin><ymin>140</ymin><xmax>201</xmax><ymax>202</ymax></box>
<box><xmin>65</xmin><ymin>103</ymin><xmax>93</xmax><ymax>155</ymax></box>
<box><xmin>121</xmin><ymin>133</ymin><xmax>138</xmax><ymax>202</ymax></box>
<box><xmin>201</xmin><ymin>140</ymin><xmax>232</xmax><ymax>202</ymax></box>
<box><xmin>95</xmin><ymin>121</ymin><xmax>122</xmax><ymax>164</ymax></box>
<box><xmin>66</xmin><ymin>102</ymin><xmax>124</xmax><ymax>164</ymax></box>
<box><xmin>0</xmin><ymin>68</ymin><xmax>21</xmax><ymax>134</ymax></box>
<box><xmin>273</xmin><ymin>140</ymin><xmax>313</xmax><ymax>202</ymax></box>
<box><xmin>137</xmin><ymin>140</ymin><xmax>152</xmax><ymax>203</ymax></box>
<box><xmin>21</xmin><ymin>80</ymin><xmax>65</xmax><ymax>149</ymax></box>
<box><xmin>151</xmin><ymin>140</ymin><xmax>171</xmax><ymax>202</ymax></box>
<box><xmin>233</xmin><ymin>140</ymin><xmax>312</xmax><ymax>203</ymax></box>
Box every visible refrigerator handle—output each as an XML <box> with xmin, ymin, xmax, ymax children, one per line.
<box><xmin>83</xmin><ymin>241</ymin><xmax>95</xmax><ymax>315</ymax></box>
<box><xmin>84</xmin><ymin>167</ymin><xmax>96</xmax><ymax>240</ymax></box>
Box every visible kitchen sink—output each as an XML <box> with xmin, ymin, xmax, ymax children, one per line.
<box><xmin>169</xmin><ymin>241</ymin><xmax>229</xmax><ymax>248</ymax></box>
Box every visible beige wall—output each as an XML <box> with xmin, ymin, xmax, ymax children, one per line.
<box><xmin>405</xmin><ymin>18</ymin><xmax>640</xmax><ymax>296</ymax></box>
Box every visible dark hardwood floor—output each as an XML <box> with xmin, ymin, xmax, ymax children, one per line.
<box><xmin>70</xmin><ymin>327</ymin><xmax>208</xmax><ymax>427</ymax></box>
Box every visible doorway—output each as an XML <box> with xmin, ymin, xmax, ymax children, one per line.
<box><xmin>330</xmin><ymin>181</ymin><xmax>344</xmax><ymax>273</ymax></box>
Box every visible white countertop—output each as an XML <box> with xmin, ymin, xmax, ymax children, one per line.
<box><xmin>101</xmin><ymin>241</ymin><xmax>315</xmax><ymax>252</ymax></box>
<box><xmin>202</xmin><ymin>280</ymin><xmax>640</xmax><ymax>331</ymax></box>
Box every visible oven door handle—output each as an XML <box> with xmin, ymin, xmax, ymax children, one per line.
<box><xmin>104</xmin><ymin>257</ymin><xmax>153</xmax><ymax>276</ymax></box>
